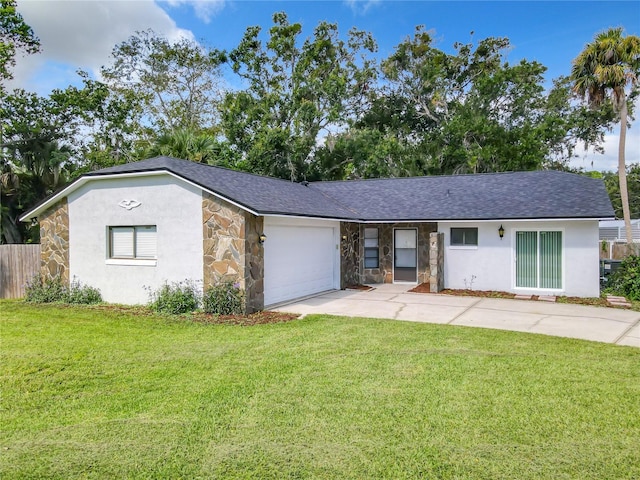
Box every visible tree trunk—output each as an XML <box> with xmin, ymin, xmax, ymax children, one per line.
<box><xmin>618</xmin><ymin>96</ymin><xmax>633</xmax><ymax>244</ymax></box>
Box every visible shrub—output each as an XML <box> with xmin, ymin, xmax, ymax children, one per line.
<box><xmin>606</xmin><ymin>255</ymin><xmax>640</xmax><ymax>301</ymax></box>
<box><xmin>147</xmin><ymin>280</ymin><xmax>200</xmax><ymax>314</ymax></box>
<box><xmin>67</xmin><ymin>278</ymin><xmax>103</xmax><ymax>304</ymax></box>
<box><xmin>24</xmin><ymin>275</ymin><xmax>102</xmax><ymax>304</ymax></box>
<box><xmin>203</xmin><ymin>282</ymin><xmax>245</xmax><ymax>315</ymax></box>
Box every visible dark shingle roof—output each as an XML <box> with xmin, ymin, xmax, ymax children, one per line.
<box><xmin>87</xmin><ymin>157</ymin><xmax>614</xmax><ymax>221</ymax></box>
<box><xmin>310</xmin><ymin>170</ymin><xmax>615</xmax><ymax>221</ymax></box>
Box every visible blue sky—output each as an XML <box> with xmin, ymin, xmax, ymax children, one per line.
<box><xmin>165</xmin><ymin>1</ymin><xmax>640</xmax><ymax>85</ymax></box>
<box><xmin>10</xmin><ymin>0</ymin><xmax>640</xmax><ymax>170</ymax></box>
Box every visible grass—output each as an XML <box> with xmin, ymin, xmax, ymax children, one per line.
<box><xmin>1</xmin><ymin>301</ymin><xmax>639</xmax><ymax>479</ymax></box>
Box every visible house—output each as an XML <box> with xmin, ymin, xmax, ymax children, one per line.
<box><xmin>599</xmin><ymin>219</ymin><xmax>640</xmax><ymax>243</ymax></box>
<box><xmin>21</xmin><ymin>156</ymin><xmax>615</xmax><ymax>311</ymax></box>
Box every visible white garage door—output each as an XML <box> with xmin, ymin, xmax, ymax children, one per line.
<box><xmin>264</xmin><ymin>224</ymin><xmax>337</xmax><ymax>306</ymax></box>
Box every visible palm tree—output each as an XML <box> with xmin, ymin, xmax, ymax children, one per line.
<box><xmin>571</xmin><ymin>28</ymin><xmax>640</xmax><ymax>244</ymax></box>
<box><xmin>146</xmin><ymin>128</ymin><xmax>218</xmax><ymax>164</ymax></box>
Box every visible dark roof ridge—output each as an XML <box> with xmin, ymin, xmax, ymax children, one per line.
<box><xmin>311</xmin><ymin>169</ymin><xmax>579</xmax><ymax>185</ymax></box>
<box><xmin>89</xmin><ymin>155</ymin><xmax>309</xmax><ymax>187</ymax></box>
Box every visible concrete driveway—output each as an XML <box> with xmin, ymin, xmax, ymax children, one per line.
<box><xmin>272</xmin><ymin>284</ymin><xmax>640</xmax><ymax>347</ymax></box>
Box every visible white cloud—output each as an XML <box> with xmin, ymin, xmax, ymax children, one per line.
<box><xmin>163</xmin><ymin>0</ymin><xmax>225</xmax><ymax>24</ymax></box>
<box><xmin>344</xmin><ymin>0</ymin><xmax>381</xmax><ymax>15</ymax></box>
<box><xmin>571</xmin><ymin>126</ymin><xmax>640</xmax><ymax>172</ymax></box>
<box><xmin>8</xmin><ymin>0</ymin><xmax>195</xmax><ymax>94</ymax></box>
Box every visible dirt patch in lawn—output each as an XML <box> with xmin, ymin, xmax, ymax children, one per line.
<box><xmin>189</xmin><ymin>311</ymin><xmax>300</xmax><ymax>326</ymax></box>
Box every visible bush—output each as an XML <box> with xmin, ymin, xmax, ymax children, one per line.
<box><xmin>147</xmin><ymin>280</ymin><xmax>201</xmax><ymax>314</ymax></box>
<box><xmin>67</xmin><ymin>279</ymin><xmax>103</xmax><ymax>304</ymax></box>
<box><xmin>606</xmin><ymin>255</ymin><xmax>640</xmax><ymax>301</ymax></box>
<box><xmin>203</xmin><ymin>282</ymin><xmax>245</xmax><ymax>315</ymax></box>
<box><xmin>25</xmin><ymin>275</ymin><xmax>102</xmax><ymax>304</ymax></box>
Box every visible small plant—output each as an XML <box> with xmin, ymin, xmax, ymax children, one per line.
<box><xmin>67</xmin><ymin>278</ymin><xmax>103</xmax><ymax>304</ymax></box>
<box><xmin>24</xmin><ymin>275</ymin><xmax>67</xmax><ymax>303</ymax></box>
<box><xmin>605</xmin><ymin>255</ymin><xmax>640</xmax><ymax>301</ymax></box>
<box><xmin>463</xmin><ymin>275</ymin><xmax>477</xmax><ymax>290</ymax></box>
<box><xmin>147</xmin><ymin>279</ymin><xmax>201</xmax><ymax>314</ymax></box>
<box><xmin>203</xmin><ymin>282</ymin><xmax>245</xmax><ymax>315</ymax></box>
<box><xmin>24</xmin><ymin>275</ymin><xmax>102</xmax><ymax>304</ymax></box>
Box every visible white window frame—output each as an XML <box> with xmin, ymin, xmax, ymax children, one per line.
<box><xmin>106</xmin><ymin>225</ymin><xmax>157</xmax><ymax>266</ymax></box>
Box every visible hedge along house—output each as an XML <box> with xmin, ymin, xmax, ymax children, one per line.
<box><xmin>21</xmin><ymin>156</ymin><xmax>614</xmax><ymax>311</ymax></box>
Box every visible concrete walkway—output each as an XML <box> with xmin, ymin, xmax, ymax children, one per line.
<box><xmin>272</xmin><ymin>284</ymin><xmax>640</xmax><ymax>347</ymax></box>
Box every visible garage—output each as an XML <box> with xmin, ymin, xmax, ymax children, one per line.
<box><xmin>263</xmin><ymin>218</ymin><xmax>339</xmax><ymax>306</ymax></box>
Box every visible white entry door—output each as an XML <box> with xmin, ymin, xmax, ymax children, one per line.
<box><xmin>264</xmin><ymin>223</ymin><xmax>337</xmax><ymax>306</ymax></box>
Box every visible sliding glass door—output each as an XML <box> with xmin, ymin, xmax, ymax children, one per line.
<box><xmin>516</xmin><ymin>231</ymin><xmax>562</xmax><ymax>289</ymax></box>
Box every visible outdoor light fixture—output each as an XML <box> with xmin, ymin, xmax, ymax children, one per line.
<box><xmin>259</xmin><ymin>233</ymin><xmax>267</xmax><ymax>244</ymax></box>
<box><xmin>342</xmin><ymin>235</ymin><xmax>348</xmax><ymax>241</ymax></box>
<box><xmin>498</xmin><ymin>225</ymin><xmax>505</xmax><ymax>239</ymax></box>
<box><xmin>30</xmin><ymin>217</ymin><xmax>38</xmax><ymax>226</ymax></box>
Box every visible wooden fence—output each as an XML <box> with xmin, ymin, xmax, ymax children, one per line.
<box><xmin>0</xmin><ymin>244</ymin><xmax>41</xmax><ymax>299</ymax></box>
<box><xmin>599</xmin><ymin>241</ymin><xmax>640</xmax><ymax>260</ymax></box>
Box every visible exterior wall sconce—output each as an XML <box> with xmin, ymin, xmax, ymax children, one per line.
<box><xmin>341</xmin><ymin>235</ymin><xmax>348</xmax><ymax>241</ymax></box>
<box><xmin>498</xmin><ymin>225</ymin><xmax>505</xmax><ymax>239</ymax></box>
<box><xmin>259</xmin><ymin>233</ymin><xmax>267</xmax><ymax>244</ymax></box>
<box><xmin>30</xmin><ymin>217</ymin><xmax>38</xmax><ymax>226</ymax></box>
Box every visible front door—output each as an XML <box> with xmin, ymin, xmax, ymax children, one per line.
<box><xmin>394</xmin><ymin>228</ymin><xmax>417</xmax><ymax>283</ymax></box>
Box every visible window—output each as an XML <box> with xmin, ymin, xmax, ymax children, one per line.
<box><xmin>451</xmin><ymin>228</ymin><xmax>478</xmax><ymax>246</ymax></box>
<box><xmin>364</xmin><ymin>227</ymin><xmax>379</xmax><ymax>269</ymax></box>
<box><xmin>516</xmin><ymin>230</ymin><xmax>562</xmax><ymax>289</ymax></box>
<box><xmin>109</xmin><ymin>226</ymin><xmax>157</xmax><ymax>259</ymax></box>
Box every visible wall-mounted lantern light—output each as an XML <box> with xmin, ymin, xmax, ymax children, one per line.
<box><xmin>259</xmin><ymin>233</ymin><xmax>267</xmax><ymax>244</ymax></box>
<box><xmin>341</xmin><ymin>235</ymin><xmax>348</xmax><ymax>241</ymax></box>
<box><xmin>498</xmin><ymin>225</ymin><xmax>505</xmax><ymax>240</ymax></box>
<box><xmin>30</xmin><ymin>217</ymin><xmax>38</xmax><ymax>226</ymax></box>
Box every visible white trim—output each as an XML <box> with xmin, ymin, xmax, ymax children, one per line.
<box><xmin>262</xmin><ymin>213</ymin><xmax>353</xmax><ymax>223</ymax></box>
<box><xmin>105</xmin><ymin>258</ymin><xmax>157</xmax><ymax>267</ymax></box>
<box><xmin>360</xmin><ymin>217</ymin><xmax>612</xmax><ymax>224</ymax></box>
<box><xmin>20</xmin><ymin>170</ymin><xmax>260</xmax><ymax>221</ymax></box>
<box><xmin>392</xmin><ymin>227</ymin><xmax>418</xmax><ymax>284</ymax></box>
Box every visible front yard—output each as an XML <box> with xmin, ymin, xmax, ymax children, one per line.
<box><xmin>1</xmin><ymin>301</ymin><xmax>639</xmax><ymax>479</ymax></box>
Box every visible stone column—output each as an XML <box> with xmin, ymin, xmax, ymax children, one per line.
<box><xmin>39</xmin><ymin>198</ymin><xmax>70</xmax><ymax>284</ymax></box>
<box><xmin>429</xmin><ymin>232</ymin><xmax>444</xmax><ymax>293</ymax></box>
<box><xmin>340</xmin><ymin>222</ymin><xmax>360</xmax><ymax>288</ymax></box>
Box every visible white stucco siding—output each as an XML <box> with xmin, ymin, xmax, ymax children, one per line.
<box><xmin>67</xmin><ymin>174</ymin><xmax>204</xmax><ymax>304</ymax></box>
<box><xmin>439</xmin><ymin>220</ymin><xmax>600</xmax><ymax>297</ymax></box>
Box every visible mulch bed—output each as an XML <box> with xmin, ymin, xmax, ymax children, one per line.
<box><xmin>344</xmin><ymin>284</ymin><xmax>375</xmax><ymax>291</ymax></box>
<box><xmin>408</xmin><ymin>283</ymin><xmax>624</xmax><ymax>309</ymax></box>
<box><xmin>409</xmin><ymin>283</ymin><xmax>515</xmax><ymax>298</ymax></box>
<box><xmin>189</xmin><ymin>311</ymin><xmax>300</xmax><ymax>326</ymax></box>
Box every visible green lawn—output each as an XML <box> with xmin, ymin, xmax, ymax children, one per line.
<box><xmin>1</xmin><ymin>301</ymin><xmax>639</xmax><ymax>479</ymax></box>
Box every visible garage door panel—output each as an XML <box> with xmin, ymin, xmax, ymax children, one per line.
<box><xmin>264</xmin><ymin>224</ymin><xmax>336</xmax><ymax>305</ymax></box>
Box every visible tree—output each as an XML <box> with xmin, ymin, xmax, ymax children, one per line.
<box><xmin>603</xmin><ymin>164</ymin><xmax>640</xmax><ymax>220</ymax></box>
<box><xmin>101</xmin><ymin>30</ymin><xmax>226</xmax><ymax>135</ymax></box>
<box><xmin>319</xmin><ymin>29</ymin><xmax>603</xmax><ymax>179</ymax></box>
<box><xmin>221</xmin><ymin>12</ymin><xmax>377</xmax><ymax>181</ymax></box>
<box><xmin>571</xmin><ymin>27</ymin><xmax>640</xmax><ymax>243</ymax></box>
<box><xmin>0</xmin><ymin>0</ymin><xmax>40</xmax><ymax>89</ymax></box>
<box><xmin>144</xmin><ymin>128</ymin><xmax>237</xmax><ymax>167</ymax></box>
<box><xmin>0</xmin><ymin>75</ymin><xmax>142</xmax><ymax>243</ymax></box>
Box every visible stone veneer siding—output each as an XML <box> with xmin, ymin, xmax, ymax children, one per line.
<box><xmin>340</xmin><ymin>222</ymin><xmax>361</xmax><ymax>288</ymax></box>
<box><xmin>362</xmin><ymin>223</ymin><xmax>436</xmax><ymax>284</ymax></box>
<box><xmin>202</xmin><ymin>192</ymin><xmax>264</xmax><ymax>313</ymax></box>
<box><xmin>39</xmin><ymin>198</ymin><xmax>70</xmax><ymax>284</ymax></box>
<box><xmin>429</xmin><ymin>232</ymin><xmax>444</xmax><ymax>292</ymax></box>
